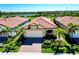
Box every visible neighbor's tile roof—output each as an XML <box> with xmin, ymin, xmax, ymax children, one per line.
<box><xmin>56</xmin><ymin>16</ymin><xmax>79</xmax><ymax>26</ymax></box>
<box><xmin>24</xmin><ymin>16</ymin><xmax>57</xmax><ymax>29</ymax></box>
<box><xmin>0</xmin><ymin>16</ymin><xmax>28</xmax><ymax>28</ymax></box>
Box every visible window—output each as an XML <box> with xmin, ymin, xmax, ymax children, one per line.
<box><xmin>30</xmin><ymin>25</ymin><xmax>38</xmax><ymax>29</ymax></box>
<box><xmin>47</xmin><ymin>30</ymin><xmax>52</xmax><ymax>33</ymax></box>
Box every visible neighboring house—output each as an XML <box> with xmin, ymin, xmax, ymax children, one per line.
<box><xmin>55</xmin><ymin>16</ymin><xmax>79</xmax><ymax>38</ymax></box>
<box><xmin>23</xmin><ymin>16</ymin><xmax>57</xmax><ymax>38</ymax></box>
<box><xmin>0</xmin><ymin>16</ymin><xmax>29</xmax><ymax>37</ymax></box>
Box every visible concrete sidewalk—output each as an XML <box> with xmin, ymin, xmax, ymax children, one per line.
<box><xmin>19</xmin><ymin>44</ymin><xmax>41</xmax><ymax>53</ymax></box>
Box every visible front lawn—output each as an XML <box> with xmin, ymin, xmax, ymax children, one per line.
<box><xmin>0</xmin><ymin>47</ymin><xmax>3</xmax><ymax>52</ymax></box>
<box><xmin>42</xmin><ymin>48</ymin><xmax>53</xmax><ymax>53</ymax></box>
<box><xmin>42</xmin><ymin>40</ymin><xmax>79</xmax><ymax>54</ymax></box>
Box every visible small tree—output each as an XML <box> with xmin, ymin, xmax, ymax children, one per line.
<box><xmin>0</xmin><ymin>27</ymin><xmax>12</xmax><ymax>37</ymax></box>
<box><xmin>53</xmin><ymin>28</ymin><xmax>70</xmax><ymax>46</ymax></box>
<box><xmin>42</xmin><ymin>40</ymin><xmax>52</xmax><ymax>48</ymax></box>
<box><xmin>67</xmin><ymin>23</ymin><xmax>79</xmax><ymax>38</ymax></box>
<box><xmin>2</xmin><ymin>29</ymin><xmax>24</xmax><ymax>53</ymax></box>
<box><xmin>67</xmin><ymin>23</ymin><xmax>79</xmax><ymax>47</ymax></box>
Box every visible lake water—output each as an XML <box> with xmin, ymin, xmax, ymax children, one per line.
<box><xmin>16</xmin><ymin>14</ymin><xmax>37</xmax><ymax>16</ymax></box>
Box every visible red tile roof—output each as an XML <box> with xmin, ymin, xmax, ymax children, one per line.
<box><xmin>56</xmin><ymin>16</ymin><xmax>79</xmax><ymax>26</ymax></box>
<box><xmin>24</xmin><ymin>16</ymin><xmax>57</xmax><ymax>29</ymax></box>
<box><xmin>0</xmin><ymin>16</ymin><xmax>28</xmax><ymax>28</ymax></box>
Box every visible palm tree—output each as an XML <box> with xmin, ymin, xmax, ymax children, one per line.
<box><xmin>67</xmin><ymin>23</ymin><xmax>79</xmax><ymax>47</ymax></box>
<box><xmin>2</xmin><ymin>29</ymin><xmax>24</xmax><ymax>53</ymax></box>
<box><xmin>67</xmin><ymin>23</ymin><xmax>79</xmax><ymax>38</ymax></box>
<box><xmin>53</xmin><ymin>28</ymin><xmax>71</xmax><ymax>54</ymax></box>
<box><xmin>53</xmin><ymin>28</ymin><xmax>65</xmax><ymax>40</ymax></box>
<box><xmin>0</xmin><ymin>27</ymin><xmax>12</xmax><ymax>36</ymax></box>
<box><xmin>53</xmin><ymin>28</ymin><xmax>70</xmax><ymax>46</ymax></box>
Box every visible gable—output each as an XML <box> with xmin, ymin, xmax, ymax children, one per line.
<box><xmin>24</xmin><ymin>16</ymin><xmax>57</xmax><ymax>29</ymax></box>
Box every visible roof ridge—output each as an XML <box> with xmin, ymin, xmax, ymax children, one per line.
<box><xmin>38</xmin><ymin>17</ymin><xmax>56</xmax><ymax>26</ymax></box>
<box><xmin>24</xmin><ymin>16</ymin><xmax>57</xmax><ymax>29</ymax></box>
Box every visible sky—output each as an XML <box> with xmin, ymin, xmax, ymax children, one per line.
<box><xmin>0</xmin><ymin>4</ymin><xmax>79</xmax><ymax>12</ymax></box>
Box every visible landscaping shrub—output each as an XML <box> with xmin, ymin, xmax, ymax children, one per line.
<box><xmin>42</xmin><ymin>40</ymin><xmax>52</xmax><ymax>48</ymax></box>
<box><xmin>16</xmin><ymin>41</ymin><xmax>22</xmax><ymax>46</ymax></box>
<box><xmin>76</xmin><ymin>48</ymin><xmax>79</xmax><ymax>52</ymax></box>
<box><xmin>72</xmin><ymin>45</ymin><xmax>78</xmax><ymax>49</ymax></box>
<box><xmin>73</xmin><ymin>45</ymin><xmax>79</xmax><ymax>52</ymax></box>
<box><xmin>42</xmin><ymin>48</ymin><xmax>53</xmax><ymax>53</ymax></box>
<box><xmin>2</xmin><ymin>30</ymin><xmax>24</xmax><ymax>52</ymax></box>
<box><xmin>51</xmin><ymin>40</ymin><xmax>66</xmax><ymax>47</ymax></box>
<box><xmin>42</xmin><ymin>39</ymin><xmax>79</xmax><ymax>54</ymax></box>
<box><xmin>62</xmin><ymin>47</ymin><xmax>69</xmax><ymax>53</ymax></box>
<box><xmin>57</xmin><ymin>48</ymin><xmax>64</xmax><ymax>53</ymax></box>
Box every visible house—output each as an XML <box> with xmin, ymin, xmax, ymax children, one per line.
<box><xmin>55</xmin><ymin>16</ymin><xmax>79</xmax><ymax>38</ymax></box>
<box><xmin>0</xmin><ymin>16</ymin><xmax>29</xmax><ymax>37</ymax></box>
<box><xmin>23</xmin><ymin>16</ymin><xmax>57</xmax><ymax>38</ymax></box>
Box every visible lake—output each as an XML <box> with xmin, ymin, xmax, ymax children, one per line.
<box><xmin>15</xmin><ymin>14</ymin><xmax>37</xmax><ymax>16</ymax></box>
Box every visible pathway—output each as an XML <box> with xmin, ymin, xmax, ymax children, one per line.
<box><xmin>19</xmin><ymin>43</ymin><xmax>41</xmax><ymax>53</ymax></box>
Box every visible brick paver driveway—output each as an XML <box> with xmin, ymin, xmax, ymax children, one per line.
<box><xmin>19</xmin><ymin>44</ymin><xmax>41</xmax><ymax>53</ymax></box>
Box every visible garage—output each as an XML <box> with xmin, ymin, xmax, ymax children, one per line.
<box><xmin>71</xmin><ymin>31</ymin><xmax>79</xmax><ymax>45</ymax></box>
<box><xmin>23</xmin><ymin>16</ymin><xmax>57</xmax><ymax>38</ymax></box>
<box><xmin>0</xmin><ymin>37</ymin><xmax>7</xmax><ymax>43</ymax></box>
<box><xmin>23</xmin><ymin>29</ymin><xmax>46</xmax><ymax>38</ymax></box>
<box><xmin>23</xmin><ymin>38</ymin><xmax>44</xmax><ymax>45</ymax></box>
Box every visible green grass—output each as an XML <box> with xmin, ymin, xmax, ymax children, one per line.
<box><xmin>0</xmin><ymin>15</ymin><xmax>56</xmax><ymax>22</ymax></box>
<box><xmin>0</xmin><ymin>46</ymin><xmax>20</xmax><ymax>52</ymax></box>
<box><xmin>24</xmin><ymin>16</ymin><xmax>55</xmax><ymax>21</ymax></box>
<box><xmin>1</xmin><ymin>30</ymin><xmax>24</xmax><ymax>52</ymax></box>
<box><xmin>6</xmin><ymin>31</ymin><xmax>23</xmax><ymax>52</ymax></box>
<box><xmin>42</xmin><ymin>40</ymin><xmax>71</xmax><ymax>53</ymax></box>
<box><xmin>47</xmin><ymin>16</ymin><xmax>55</xmax><ymax>21</ymax></box>
<box><xmin>42</xmin><ymin>48</ymin><xmax>53</xmax><ymax>53</ymax></box>
<box><xmin>24</xmin><ymin>16</ymin><xmax>37</xmax><ymax>21</ymax></box>
<box><xmin>0</xmin><ymin>47</ymin><xmax>3</xmax><ymax>52</ymax></box>
<box><xmin>12</xmin><ymin>31</ymin><xmax>24</xmax><ymax>43</ymax></box>
<box><xmin>9</xmin><ymin>46</ymin><xmax>20</xmax><ymax>52</ymax></box>
<box><xmin>42</xmin><ymin>39</ymin><xmax>79</xmax><ymax>54</ymax></box>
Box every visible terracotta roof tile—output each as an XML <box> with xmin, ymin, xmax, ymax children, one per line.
<box><xmin>24</xmin><ymin>16</ymin><xmax>57</xmax><ymax>29</ymax></box>
<box><xmin>56</xmin><ymin>16</ymin><xmax>79</xmax><ymax>26</ymax></box>
<box><xmin>0</xmin><ymin>16</ymin><xmax>28</xmax><ymax>28</ymax></box>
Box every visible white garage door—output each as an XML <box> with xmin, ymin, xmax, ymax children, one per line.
<box><xmin>23</xmin><ymin>30</ymin><xmax>46</xmax><ymax>38</ymax></box>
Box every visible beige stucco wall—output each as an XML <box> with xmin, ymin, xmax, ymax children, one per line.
<box><xmin>71</xmin><ymin>30</ymin><xmax>79</xmax><ymax>38</ymax></box>
<box><xmin>23</xmin><ymin>29</ymin><xmax>46</xmax><ymax>38</ymax></box>
<box><xmin>0</xmin><ymin>32</ymin><xmax>16</xmax><ymax>37</ymax></box>
<box><xmin>55</xmin><ymin>19</ymin><xmax>79</xmax><ymax>38</ymax></box>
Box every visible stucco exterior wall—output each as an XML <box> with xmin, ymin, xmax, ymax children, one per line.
<box><xmin>23</xmin><ymin>29</ymin><xmax>46</xmax><ymax>38</ymax></box>
<box><xmin>55</xmin><ymin>19</ymin><xmax>79</xmax><ymax>38</ymax></box>
<box><xmin>71</xmin><ymin>30</ymin><xmax>79</xmax><ymax>38</ymax></box>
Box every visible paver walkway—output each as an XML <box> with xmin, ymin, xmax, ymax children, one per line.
<box><xmin>19</xmin><ymin>44</ymin><xmax>41</xmax><ymax>53</ymax></box>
